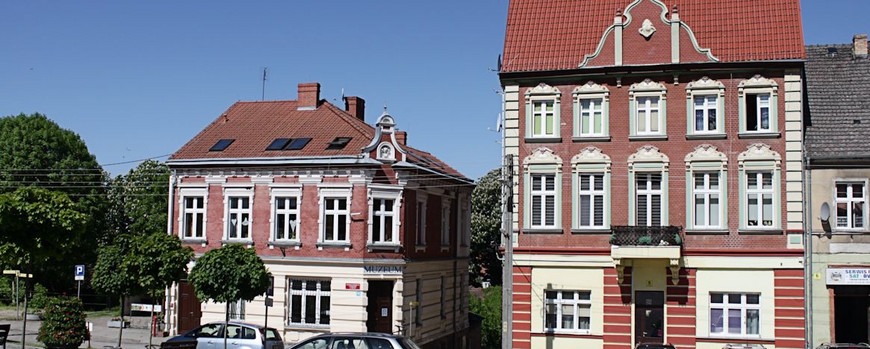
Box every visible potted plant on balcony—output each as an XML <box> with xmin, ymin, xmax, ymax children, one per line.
<box><xmin>37</xmin><ymin>297</ymin><xmax>89</xmax><ymax>349</ymax></box>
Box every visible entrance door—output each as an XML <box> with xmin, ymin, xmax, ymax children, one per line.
<box><xmin>833</xmin><ymin>285</ymin><xmax>870</xmax><ymax>343</ymax></box>
<box><xmin>366</xmin><ymin>281</ymin><xmax>394</xmax><ymax>334</ymax></box>
<box><xmin>178</xmin><ymin>281</ymin><xmax>201</xmax><ymax>334</ymax></box>
<box><xmin>635</xmin><ymin>291</ymin><xmax>664</xmax><ymax>345</ymax></box>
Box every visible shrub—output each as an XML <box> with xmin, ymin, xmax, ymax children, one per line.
<box><xmin>470</xmin><ymin>286</ymin><xmax>502</xmax><ymax>349</ymax></box>
<box><xmin>37</xmin><ymin>297</ymin><xmax>89</xmax><ymax>347</ymax></box>
<box><xmin>29</xmin><ymin>284</ymin><xmax>51</xmax><ymax>309</ymax></box>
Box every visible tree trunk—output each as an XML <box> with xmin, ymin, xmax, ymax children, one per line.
<box><xmin>118</xmin><ymin>295</ymin><xmax>125</xmax><ymax>348</ymax></box>
<box><xmin>148</xmin><ymin>292</ymin><xmax>155</xmax><ymax>349</ymax></box>
<box><xmin>224</xmin><ymin>303</ymin><xmax>229</xmax><ymax>349</ymax></box>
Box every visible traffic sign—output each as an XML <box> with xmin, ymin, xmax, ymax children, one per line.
<box><xmin>75</xmin><ymin>265</ymin><xmax>85</xmax><ymax>281</ymax></box>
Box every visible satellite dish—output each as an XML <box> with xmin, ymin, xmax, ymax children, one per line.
<box><xmin>820</xmin><ymin>202</ymin><xmax>831</xmax><ymax>222</ymax></box>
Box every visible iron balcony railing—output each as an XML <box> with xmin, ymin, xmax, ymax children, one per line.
<box><xmin>610</xmin><ymin>226</ymin><xmax>683</xmax><ymax>246</ymax></box>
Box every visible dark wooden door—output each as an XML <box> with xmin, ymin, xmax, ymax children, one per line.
<box><xmin>178</xmin><ymin>281</ymin><xmax>201</xmax><ymax>334</ymax></box>
<box><xmin>634</xmin><ymin>291</ymin><xmax>664</xmax><ymax>345</ymax></box>
<box><xmin>366</xmin><ymin>281</ymin><xmax>394</xmax><ymax>334</ymax></box>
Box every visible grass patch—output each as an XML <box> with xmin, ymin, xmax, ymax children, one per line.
<box><xmin>85</xmin><ymin>306</ymin><xmax>121</xmax><ymax>318</ymax></box>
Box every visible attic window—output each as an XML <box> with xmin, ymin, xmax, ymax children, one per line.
<box><xmin>285</xmin><ymin>138</ymin><xmax>311</xmax><ymax>150</ymax></box>
<box><xmin>209</xmin><ymin>139</ymin><xmax>235</xmax><ymax>152</ymax></box>
<box><xmin>266</xmin><ymin>138</ymin><xmax>291</xmax><ymax>150</ymax></box>
<box><xmin>828</xmin><ymin>47</ymin><xmax>838</xmax><ymax>57</ymax></box>
<box><xmin>326</xmin><ymin>137</ymin><xmax>352</xmax><ymax>150</ymax></box>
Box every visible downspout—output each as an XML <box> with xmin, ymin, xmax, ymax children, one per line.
<box><xmin>804</xmin><ymin>153</ymin><xmax>813</xmax><ymax>349</ymax></box>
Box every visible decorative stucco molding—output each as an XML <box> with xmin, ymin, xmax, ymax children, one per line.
<box><xmin>571</xmin><ymin>146</ymin><xmax>612</xmax><ymax>165</ymax></box>
<box><xmin>737</xmin><ymin>143</ymin><xmax>782</xmax><ymax>164</ymax></box>
<box><xmin>628</xmin><ymin>145</ymin><xmax>670</xmax><ymax>167</ymax></box>
<box><xmin>629</xmin><ymin>78</ymin><xmax>667</xmax><ymax>93</ymax></box>
<box><xmin>573</xmin><ymin>81</ymin><xmax>610</xmax><ymax>95</ymax></box>
<box><xmin>738</xmin><ymin>74</ymin><xmax>779</xmax><ymax>89</ymax></box>
<box><xmin>523</xmin><ymin>147</ymin><xmax>563</xmax><ymax>170</ymax></box>
<box><xmin>686</xmin><ymin>76</ymin><xmax>726</xmax><ymax>91</ymax></box>
<box><xmin>684</xmin><ymin>144</ymin><xmax>727</xmax><ymax>165</ymax></box>
<box><xmin>525</xmin><ymin>82</ymin><xmax>561</xmax><ymax>96</ymax></box>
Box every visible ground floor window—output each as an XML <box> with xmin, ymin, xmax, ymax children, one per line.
<box><xmin>288</xmin><ymin>279</ymin><xmax>331</xmax><ymax>327</ymax></box>
<box><xmin>710</xmin><ymin>292</ymin><xmax>760</xmax><ymax>336</ymax></box>
<box><xmin>229</xmin><ymin>299</ymin><xmax>245</xmax><ymax>320</ymax></box>
<box><xmin>545</xmin><ymin>290</ymin><xmax>591</xmax><ymax>333</ymax></box>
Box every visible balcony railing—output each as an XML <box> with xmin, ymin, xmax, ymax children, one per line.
<box><xmin>610</xmin><ymin>226</ymin><xmax>683</xmax><ymax>246</ymax></box>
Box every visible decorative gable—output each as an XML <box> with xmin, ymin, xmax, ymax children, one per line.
<box><xmin>580</xmin><ymin>0</ymin><xmax>717</xmax><ymax>68</ymax></box>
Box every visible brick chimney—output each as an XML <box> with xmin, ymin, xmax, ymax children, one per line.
<box><xmin>297</xmin><ymin>82</ymin><xmax>320</xmax><ymax>110</ymax></box>
<box><xmin>396</xmin><ymin>131</ymin><xmax>407</xmax><ymax>145</ymax></box>
<box><xmin>854</xmin><ymin>34</ymin><xmax>868</xmax><ymax>58</ymax></box>
<box><xmin>344</xmin><ymin>96</ymin><xmax>365</xmax><ymax>122</ymax></box>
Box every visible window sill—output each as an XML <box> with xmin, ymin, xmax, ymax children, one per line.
<box><xmin>629</xmin><ymin>135</ymin><xmax>668</xmax><ymax>141</ymax></box>
<box><xmin>738</xmin><ymin>132</ymin><xmax>780</xmax><ymax>139</ymax></box>
<box><xmin>700</xmin><ymin>335</ymin><xmax>770</xmax><ymax>342</ymax></box>
<box><xmin>269</xmin><ymin>241</ymin><xmax>301</xmax><ymax>248</ymax></box>
<box><xmin>572</xmin><ymin>136</ymin><xmax>611</xmax><ymax>142</ymax></box>
<box><xmin>181</xmin><ymin>238</ymin><xmax>207</xmax><ymax>244</ymax></box>
<box><xmin>285</xmin><ymin>324</ymin><xmax>330</xmax><ymax>332</ymax></box>
<box><xmin>686</xmin><ymin>133</ymin><xmax>727</xmax><ymax>140</ymax></box>
<box><xmin>543</xmin><ymin>330</ymin><xmax>592</xmax><ymax>336</ymax></box>
<box><xmin>685</xmin><ymin>229</ymin><xmax>730</xmax><ymax>235</ymax></box>
<box><xmin>571</xmin><ymin>228</ymin><xmax>611</xmax><ymax>234</ymax></box>
<box><xmin>440</xmin><ymin>246</ymin><xmax>450</xmax><ymax>252</ymax></box>
<box><xmin>316</xmin><ymin>242</ymin><xmax>352</xmax><ymax>249</ymax></box>
<box><xmin>221</xmin><ymin>239</ymin><xmax>253</xmax><ymax>245</ymax></box>
<box><xmin>829</xmin><ymin>230</ymin><xmax>870</xmax><ymax>235</ymax></box>
<box><xmin>738</xmin><ymin>229</ymin><xmax>783</xmax><ymax>235</ymax></box>
<box><xmin>415</xmin><ymin>245</ymin><xmax>427</xmax><ymax>252</ymax></box>
<box><xmin>522</xmin><ymin>228</ymin><xmax>563</xmax><ymax>234</ymax></box>
<box><xmin>525</xmin><ymin>137</ymin><xmax>562</xmax><ymax>143</ymax></box>
<box><xmin>367</xmin><ymin>243</ymin><xmax>402</xmax><ymax>252</ymax></box>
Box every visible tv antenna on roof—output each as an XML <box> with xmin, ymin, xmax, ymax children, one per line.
<box><xmin>261</xmin><ymin>67</ymin><xmax>268</xmax><ymax>101</ymax></box>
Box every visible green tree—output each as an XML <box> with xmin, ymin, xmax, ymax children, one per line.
<box><xmin>91</xmin><ymin>240</ymin><xmax>141</xmax><ymax>348</ymax></box>
<box><xmin>470</xmin><ymin>286</ymin><xmax>502</xmax><ymax>349</ymax></box>
<box><xmin>108</xmin><ymin>160</ymin><xmax>170</xmax><ymax>238</ymax></box>
<box><xmin>188</xmin><ymin>244</ymin><xmax>271</xmax><ymax>349</ymax></box>
<box><xmin>471</xmin><ymin>169</ymin><xmax>503</xmax><ymax>286</ymax></box>
<box><xmin>127</xmin><ymin>233</ymin><xmax>193</xmax><ymax>347</ymax></box>
<box><xmin>0</xmin><ymin>113</ymin><xmax>110</xmax><ymax>290</ymax></box>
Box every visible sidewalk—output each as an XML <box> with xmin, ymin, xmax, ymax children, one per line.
<box><xmin>0</xmin><ymin>310</ymin><xmax>168</xmax><ymax>349</ymax></box>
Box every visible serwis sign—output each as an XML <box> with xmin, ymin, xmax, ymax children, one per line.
<box><xmin>364</xmin><ymin>265</ymin><xmax>403</xmax><ymax>274</ymax></box>
<box><xmin>827</xmin><ymin>268</ymin><xmax>870</xmax><ymax>285</ymax></box>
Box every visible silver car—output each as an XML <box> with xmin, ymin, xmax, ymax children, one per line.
<box><xmin>165</xmin><ymin>321</ymin><xmax>284</xmax><ymax>349</ymax></box>
<box><xmin>289</xmin><ymin>333</ymin><xmax>421</xmax><ymax>349</ymax></box>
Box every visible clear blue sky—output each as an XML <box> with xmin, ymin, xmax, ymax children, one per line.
<box><xmin>0</xmin><ymin>1</ymin><xmax>865</xmax><ymax>180</ymax></box>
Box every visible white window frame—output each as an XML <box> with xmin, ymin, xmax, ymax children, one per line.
<box><xmin>525</xmin><ymin>83</ymin><xmax>562</xmax><ymax>140</ymax></box>
<box><xmin>571</xmin><ymin>147</ymin><xmax>611</xmax><ymax>231</ymax></box>
<box><xmin>685</xmin><ymin>144</ymin><xmax>728</xmax><ymax>231</ymax></box>
<box><xmin>834</xmin><ymin>181</ymin><xmax>867</xmax><ymax>230</ymax></box>
<box><xmin>685</xmin><ymin>77</ymin><xmax>726</xmax><ymax>137</ymax></box>
<box><xmin>530</xmin><ymin>173</ymin><xmax>557</xmax><ymax>229</ymax></box>
<box><xmin>577</xmin><ymin>173</ymin><xmax>606</xmax><ymax>229</ymax></box>
<box><xmin>416</xmin><ymin>193</ymin><xmax>427</xmax><ymax>247</ymax></box>
<box><xmin>572</xmin><ymin>82</ymin><xmax>610</xmax><ymax>139</ymax></box>
<box><xmin>692</xmin><ymin>172</ymin><xmax>722</xmax><ymax>229</ymax></box>
<box><xmin>224</xmin><ymin>187</ymin><xmax>253</xmax><ymax>241</ymax></box>
<box><xmin>368</xmin><ymin>187</ymin><xmax>402</xmax><ymax>246</ymax></box>
<box><xmin>745</xmin><ymin>171</ymin><xmax>775</xmax><ymax>229</ymax></box>
<box><xmin>544</xmin><ymin>290</ymin><xmax>592</xmax><ymax>334</ymax></box>
<box><xmin>738</xmin><ymin>75</ymin><xmax>779</xmax><ymax>136</ymax></box>
<box><xmin>287</xmin><ymin>278</ymin><xmax>331</xmax><ymax>328</ymax></box>
<box><xmin>179</xmin><ymin>187</ymin><xmax>208</xmax><ymax>240</ymax></box>
<box><xmin>523</xmin><ymin>148</ymin><xmax>563</xmax><ymax>231</ymax></box>
<box><xmin>270</xmin><ymin>186</ymin><xmax>302</xmax><ymax>244</ymax></box>
<box><xmin>318</xmin><ymin>187</ymin><xmax>351</xmax><ymax>244</ymax></box>
<box><xmin>738</xmin><ymin>144</ymin><xmax>781</xmax><ymax>231</ymax></box>
<box><xmin>629</xmin><ymin>79</ymin><xmax>667</xmax><ymax>138</ymax></box>
<box><xmin>636</xmin><ymin>173</ymin><xmax>663</xmax><ymax>226</ymax></box>
<box><xmin>746</xmin><ymin>93</ymin><xmax>771</xmax><ymax>132</ymax></box>
<box><xmin>578</xmin><ymin>98</ymin><xmax>604</xmax><ymax>137</ymax></box>
<box><xmin>531</xmin><ymin>100</ymin><xmax>557</xmax><ymax>138</ymax></box>
<box><xmin>229</xmin><ymin>299</ymin><xmax>245</xmax><ymax>320</ymax></box>
<box><xmin>709</xmin><ymin>292</ymin><xmax>761</xmax><ymax>338</ymax></box>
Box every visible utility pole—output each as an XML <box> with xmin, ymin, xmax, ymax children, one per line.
<box><xmin>501</xmin><ymin>154</ymin><xmax>513</xmax><ymax>349</ymax></box>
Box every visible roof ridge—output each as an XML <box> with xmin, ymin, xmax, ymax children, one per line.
<box><xmin>319</xmin><ymin>101</ymin><xmax>375</xmax><ymax>138</ymax></box>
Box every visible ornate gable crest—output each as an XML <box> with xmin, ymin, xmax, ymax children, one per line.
<box><xmin>525</xmin><ymin>82</ymin><xmax>561</xmax><ymax>96</ymax></box>
<box><xmin>639</xmin><ymin>19</ymin><xmax>656</xmax><ymax>39</ymax></box>
<box><xmin>628</xmin><ymin>145</ymin><xmax>669</xmax><ymax>165</ymax></box>
<box><xmin>738</xmin><ymin>143</ymin><xmax>781</xmax><ymax>163</ymax></box>
<box><xmin>684</xmin><ymin>144</ymin><xmax>727</xmax><ymax>164</ymax></box>
<box><xmin>523</xmin><ymin>147</ymin><xmax>563</xmax><ymax>170</ymax></box>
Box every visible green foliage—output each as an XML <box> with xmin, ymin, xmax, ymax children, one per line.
<box><xmin>127</xmin><ymin>233</ymin><xmax>193</xmax><ymax>298</ymax></box>
<box><xmin>37</xmin><ymin>297</ymin><xmax>90</xmax><ymax>346</ymax></box>
<box><xmin>189</xmin><ymin>244</ymin><xmax>271</xmax><ymax>304</ymax></box>
<box><xmin>0</xmin><ymin>113</ymin><xmax>110</xmax><ymax>290</ymax></box>
<box><xmin>0</xmin><ymin>278</ymin><xmax>48</xmax><ymax>306</ymax></box>
<box><xmin>470</xmin><ymin>169</ymin><xmax>503</xmax><ymax>286</ymax></box>
<box><xmin>637</xmin><ymin>235</ymin><xmax>653</xmax><ymax>245</ymax></box>
<box><xmin>469</xmin><ymin>286</ymin><xmax>502</xmax><ymax>349</ymax></box>
<box><xmin>91</xmin><ymin>242</ymin><xmax>141</xmax><ymax>298</ymax></box>
<box><xmin>28</xmin><ymin>283</ymin><xmax>51</xmax><ymax>309</ymax></box>
<box><xmin>0</xmin><ymin>187</ymin><xmax>88</xmax><ymax>289</ymax></box>
<box><xmin>107</xmin><ymin>160</ymin><xmax>170</xmax><ymax>238</ymax></box>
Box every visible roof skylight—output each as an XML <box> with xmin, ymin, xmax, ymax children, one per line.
<box><xmin>209</xmin><ymin>139</ymin><xmax>235</xmax><ymax>152</ymax></box>
<box><xmin>326</xmin><ymin>137</ymin><xmax>352</xmax><ymax>150</ymax></box>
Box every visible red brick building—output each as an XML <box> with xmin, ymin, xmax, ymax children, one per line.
<box><xmin>164</xmin><ymin>82</ymin><xmax>474</xmax><ymax>348</ymax></box>
<box><xmin>499</xmin><ymin>1</ymin><xmax>806</xmax><ymax>348</ymax></box>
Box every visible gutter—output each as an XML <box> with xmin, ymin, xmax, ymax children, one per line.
<box><xmin>166</xmin><ymin>155</ymin><xmax>380</xmax><ymax>167</ymax></box>
<box><xmin>392</xmin><ymin>161</ymin><xmax>476</xmax><ymax>185</ymax></box>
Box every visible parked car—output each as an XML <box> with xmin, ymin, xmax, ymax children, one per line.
<box><xmin>289</xmin><ymin>333</ymin><xmax>421</xmax><ymax>349</ymax></box>
<box><xmin>817</xmin><ymin>344</ymin><xmax>870</xmax><ymax>349</ymax></box>
<box><xmin>164</xmin><ymin>322</ymin><xmax>284</xmax><ymax>349</ymax></box>
<box><xmin>636</xmin><ymin>344</ymin><xmax>676</xmax><ymax>349</ymax></box>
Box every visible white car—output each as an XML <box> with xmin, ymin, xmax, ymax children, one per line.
<box><xmin>164</xmin><ymin>322</ymin><xmax>284</xmax><ymax>349</ymax></box>
<box><xmin>289</xmin><ymin>333</ymin><xmax>422</xmax><ymax>349</ymax></box>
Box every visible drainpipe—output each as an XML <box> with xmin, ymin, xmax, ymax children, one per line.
<box><xmin>804</xmin><ymin>153</ymin><xmax>813</xmax><ymax>349</ymax></box>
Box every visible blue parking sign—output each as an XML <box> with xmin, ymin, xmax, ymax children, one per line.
<box><xmin>75</xmin><ymin>265</ymin><xmax>85</xmax><ymax>280</ymax></box>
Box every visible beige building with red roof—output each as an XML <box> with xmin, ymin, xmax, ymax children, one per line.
<box><xmin>499</xmin><ymin>0</ymin><xmax>806</xmax><ymax>348</ymax></box>
<box><xmin>164</xmin><ymin>82</ymin><xmax>474</xmax><ymax>348</ymax></box>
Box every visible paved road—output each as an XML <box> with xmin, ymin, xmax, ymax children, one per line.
<box><xmin>0</xmin><ymin>310</ymin><xmax>168</xmax><ymax>349</ymax></box>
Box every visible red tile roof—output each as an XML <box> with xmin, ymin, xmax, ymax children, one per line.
<box><xmin>170</xmin><ymin>99</ymin><xmax>467</xmax><ymax>179</ymax></box>
<box><xmin>501</xmin><ymin>0</ymin><xmax>805</xmax><ymax>72</ymax></box>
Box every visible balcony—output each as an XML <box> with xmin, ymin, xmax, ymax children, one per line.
<box><xmin>610</xmin><ymin>226</ymin><xmax>682</xmax><ymax>260</ymax></box>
